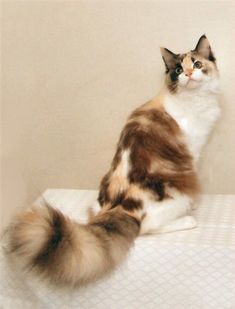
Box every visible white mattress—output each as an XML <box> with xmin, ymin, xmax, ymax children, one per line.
<box><xmin>1</xmin><ymin>190</ymin><xmax>235</xmax><ymax>309</ymax></box>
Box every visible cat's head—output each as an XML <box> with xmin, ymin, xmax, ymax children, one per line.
<box><xmin>161</xmin><ymin>35</ymin><xmax>218</xmax><ymax>93</ymax></box>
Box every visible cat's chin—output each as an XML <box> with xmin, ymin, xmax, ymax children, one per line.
<box><xmin>179</xmin><ymin>79</ymin><xmax>202</xmax><ymax>91</ymax></box>
<box><xmin>185</xmin><ymin>79</ymin><xmax>201</xmax><ymax>89</ymax></box>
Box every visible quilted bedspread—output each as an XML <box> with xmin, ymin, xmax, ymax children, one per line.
<box><xmin>1</xmin><ymin>190</ymin><xmax>235</xmax><ymax>309</ymax></box>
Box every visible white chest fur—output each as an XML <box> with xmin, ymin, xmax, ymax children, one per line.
<box><xmin>164</xmin><ymin>86</ymin><xmax>220</xmax><ymax>162</ymax></box>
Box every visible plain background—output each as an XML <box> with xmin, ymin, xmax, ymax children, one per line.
<box><xmin>1</xmin><ymin>0</ymin><xmax>235</xmax><ymax>231</ymax></box>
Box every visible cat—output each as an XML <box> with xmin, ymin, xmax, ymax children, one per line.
<box><xmin>5</xmin><ymin>35</ymin><xmax>220</xmax><ymax>287</ymax></box>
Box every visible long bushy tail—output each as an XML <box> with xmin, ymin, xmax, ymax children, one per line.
<box><xmin>5</xmin><ymin>205</ymin><xmax>140</xmax><ymax>286</ymax></box>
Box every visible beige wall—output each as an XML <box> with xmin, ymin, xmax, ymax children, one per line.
<box><xmin>1</xmin><ymin>0</ymin><xmax>235</xmax><ymax>230</ymax></box>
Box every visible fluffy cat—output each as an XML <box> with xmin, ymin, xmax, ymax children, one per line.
<box><xmin>5</xmin><ymin>35</ymin><xmax>220</xmax><ymax>286</ymax></box>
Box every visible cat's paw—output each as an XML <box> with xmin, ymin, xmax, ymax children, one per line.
<box><xmin>182</xmin><ymin>216</ymin><xmax>197</xmax><ymax>229</ymax></box>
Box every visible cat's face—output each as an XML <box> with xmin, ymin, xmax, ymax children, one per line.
<box><xmin>161</xmin><ymin>35</ymin><xmax>218</xmax><ymax>93</ymax></box>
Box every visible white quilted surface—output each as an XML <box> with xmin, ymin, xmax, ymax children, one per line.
<box><xmin>1</xmin><ymin>191</ymin><xmax>235</xmax><ymax>309</ymax></box>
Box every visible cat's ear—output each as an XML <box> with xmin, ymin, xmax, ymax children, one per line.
<box><xmin>160</xmin><ymin>47</ymin><xmax>179</xmax><ymax>72</ymax></box>
<box><xmin>194</xmin><ymin>35</ymin><xmax>216</xmax><ymax>61</ymax></box>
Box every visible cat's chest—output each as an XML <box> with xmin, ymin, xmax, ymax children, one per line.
<box><xmin>164</xmin><ymin>94</ymin><xmax>220</xmax><ymax>161</ymax></box>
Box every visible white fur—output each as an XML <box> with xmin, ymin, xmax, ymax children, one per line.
<box><xmin>113</xmin><ymin>149</ymin><xmax>130</xmax><ymax>178</ymax></box>
<box><xmin>109</xmin><ymin>149</ymin><xmax>130</xmax><ymax>195</ymax></box>
<box><xmin>164</xmin><ymin>78</ymin><xmax>220</xmax><ymax>161</ymax></box>
<box><xmin>122</xmin><ymin>149</ymin><xmax>130</xmax><ymax>176</ymax></box>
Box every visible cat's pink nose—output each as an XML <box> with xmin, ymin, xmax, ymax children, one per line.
<box><xmin>185</xmin><ymin>70</ymin><xmax>193</xmax><ymax>77</ymax></box>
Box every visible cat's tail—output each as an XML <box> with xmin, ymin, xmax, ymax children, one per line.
<box><xmin>4</xmin><ymin>205</ymin><xmax>140</xmax><ymax>286</ymax></box>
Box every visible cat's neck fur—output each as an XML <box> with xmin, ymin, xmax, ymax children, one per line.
<box><xmin>163</xmin><ymin>79</ymin><xmax>220</xmax><ymax>162</ymax></box>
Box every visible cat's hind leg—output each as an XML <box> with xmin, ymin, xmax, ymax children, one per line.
<box><xmin>140</xmin><ymin>191</ymin><xmax>194</xmax><ymax>235</ymax></box>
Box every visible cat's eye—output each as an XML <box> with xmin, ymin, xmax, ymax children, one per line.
<box><xmin>193</xmin><ymin>61</ymin><xmax>202</xmax><ymax>69</ymax></box>
<box><xmin>175</xmin><ymin>67</ymin><xmax>183</xmax><ymax>74</ymax></box>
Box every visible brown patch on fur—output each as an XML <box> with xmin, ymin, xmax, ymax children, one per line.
<box><xmin>99</xmin><ymin>105</ymin><xmax>200</xmax><ymax>208</ymax></box>
<box><xmin>122</xmin><ymin>198</ymin><xmax>142</xmax><ymax>211</ymax></box>
<box><xmin>125</xmin><ymin>183</ymin><xmax>146</xmax><ymax>200</ymax></box>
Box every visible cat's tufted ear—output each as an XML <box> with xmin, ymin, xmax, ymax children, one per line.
<box><xmin>194</xmin><ymin>35</ymin><xmax>216</xmax><ymax>61</ymax></box>
<box><xmin>160</xmin><ymin>47</ymin><xmax>179</xmax><ymax>73</ymax></box>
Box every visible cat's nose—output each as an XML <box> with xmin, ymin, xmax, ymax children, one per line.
<box><xmin>185</xmin><ymin>70</ymin><xmax>193</xmax><ymax>77</ymax></box>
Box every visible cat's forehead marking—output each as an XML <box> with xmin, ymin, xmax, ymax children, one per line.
<box><xmin>181</xmin><ymin>54</ymin><xmax>193</xmax><ymax>68</ymax></box>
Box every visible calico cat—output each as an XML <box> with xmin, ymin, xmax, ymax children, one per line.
<box><xmin>5</xmin><ymin>35</ymin><xmax>220</xmax><ymax>286</ymax></box>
